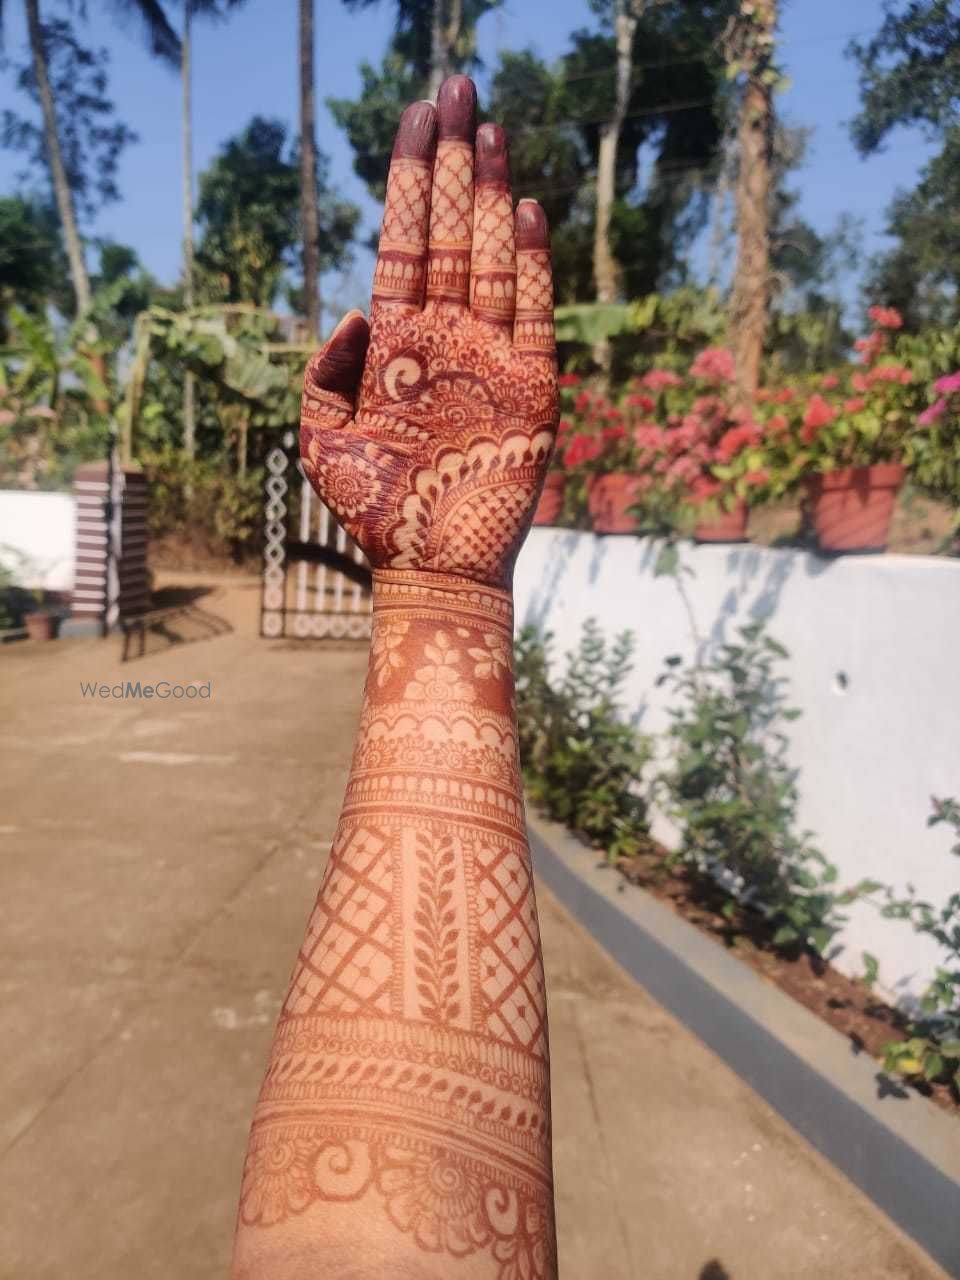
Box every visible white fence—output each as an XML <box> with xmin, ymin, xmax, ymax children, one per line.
<box><xmin>0</xmin><ymin>490</ymin><xmax>75</xmax><ymax>591</ymax></box>
<box><xmin>514</xmin><ymin>528</ymin><xmax>960</xmax><ymax>1002</ymax></box>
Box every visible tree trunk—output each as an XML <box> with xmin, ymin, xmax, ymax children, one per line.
<box><xmin>730</xmin><ymin>2</ymin><xmax>775</xmax><ymax>402</ymax></box>
<box><xmin>299</xmin><ymin>0</ymin><xmax>321</xmax><ymax>341</ymax></box>
<box><xmin>182</xmin><ymin>0</ymin><xmax>196</xmax><ymax>458</ymax></box>
<box><xmin>591</xmin><ymin>0</ymin><xmax>637</xmax><ymax>369</ymax></box>
<box><xmin>25</xmin><ymin>0</ymin><xmax>91</xmax><ymax>316</ymax></box>
<box><xmin>427</xmin><ymin>0</ymin><xmax>462</xmax><ymax>100</ymax></box>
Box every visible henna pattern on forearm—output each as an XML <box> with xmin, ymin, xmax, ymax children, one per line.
<box><xmin>233</xmin><ymin>74</ymin><xmax>559</xmax><ymax>1280</ymax></box>
<box><xmin>240</xmin><ymin>575</ymin><xmax>556</xmax><ymax>1278</ymax></box>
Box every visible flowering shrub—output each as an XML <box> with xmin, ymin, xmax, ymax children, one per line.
<box><xmin>556</xmin><ymin>351</ymin><xmax>770</xmax><ymax>523</ymax></box>
<box><xmin>552</xmin><ymin>306</ymin><xmax>960</xmax><ymax>528</ymax></box>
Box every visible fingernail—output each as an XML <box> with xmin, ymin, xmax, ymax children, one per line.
<box><xmin>437</xmin><ymin>75</ymin><xmax>477</xmax><ymax>141</ymax></box>
<box><xmin>476</xmin><ymin>123</ymin><xmax>510</xmax><ymax>186</ymax></box>
<box><xmin>392</xmin><ymin>100</ymin><xmax>438</xmax><ymax>161</ymax></box>
<box><xmin>516</xmin><ymin>201</ymin><xmax>549</xmax><ymax>250</ymax></box>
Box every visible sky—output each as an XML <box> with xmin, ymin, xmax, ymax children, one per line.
<box><xmin>0</xmin><ymin>0</ymin><xmax>937</xmax><ymax>318</ymax></box>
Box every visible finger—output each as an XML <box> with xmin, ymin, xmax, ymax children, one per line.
<box><xmin>470</xmin><ymin>123</ymin><xmax>516</xmax><ymax>331</ymax></box>
<box><xmin>513</xmin><ymin>200</ymin><xmax>555</xmax><ymax>356</ymax></box>
<box><xmin>425</xmin><ymin>75</ymin><xmax>476</xmax><ymax>309</ymax></box>
<box><xmin>301</xmin><ymin>309</ymin><xmax>370</xmax><ymax>450</ymax></box>
<box><xmin>372</xmin><ymin>101</ymin><xmax>437</xmax><ymax>317</ymax></box>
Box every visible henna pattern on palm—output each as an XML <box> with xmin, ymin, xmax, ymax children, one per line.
<box><xmin>234</xmin><ymin>76</ymin><xmax>559</xmax><ymax>1280</ymax></box>
<box><xmin>299</xmin><ymin>85</ymin><xmax>558</xmax><ymax>591</ymax></box>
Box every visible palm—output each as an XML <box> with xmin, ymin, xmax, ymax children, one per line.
<box><xmin>299</xmin><ymin>77</ymin><xmax>558</xmax><ymax>589</ymax></box>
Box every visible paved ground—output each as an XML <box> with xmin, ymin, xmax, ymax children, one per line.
<box><xmin>0</xmin><ymin>575</ymin><xmax>948</xmax><ymax>1280</ymax></box>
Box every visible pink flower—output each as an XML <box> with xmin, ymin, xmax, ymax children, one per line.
<box><xmin>851</xmin><ymin>371</ymin><xmax>870</xmax><ymax>393</ymax></box>
<box><xmin>868</xmin><ymin>305</ymin><xmax>903</xmax><ymax>330</ymax></box>
<box><xmin>690</xmin><ymin>347</ymin><xmax>736</xmax><ymax>384</ymax></box>
<box><xmin>642</xmin><ymin>368</ymin><xmax>682</xmax><ymax>391</ymax></box>
<box><xmin>558</xmin><ymin>373</ymin><xmax>581</xmax><ymax>387</ymax></box>
<box><xmin>774</xmin><ymin>388</ymin><xmax>795</xmax><ymax>404</ymax></box>
<box><xmin>933</xmin><ymin>371</ymin><xmax>960</xmax><ymax>394</ymax></box>
<box><xmin>867</xmin><ymin>363</ymin><xmax>912</xmax><ymax>385</ymax></box>
<box><xmin>634</xmin><ymin>424</ymin><xmax>666</xmax><ymax>452</ymax></box>
<box><xmin>744</xmin><ymin>469</ymin><xmax>770</xmax><ymax>487</ymax></box>
<box><xmin>765</xmin><ymin>413</ymin><xmax>788</xmax><ymax>435</ymax></box>
<box><xmin>843</xmin><ymin>397</ymin><xmax>866</xmax><ymax>414</ymax></box>
<box><xmin>855</xmin><ymin>332</ymin><xmax>887</xmax><ymax>365</ymax></box>
<box><xmin>918</xmin><ymin>399</ymin><xmax>947</xmax><ymax>426</ymax></box>
<box><xmin>821</xmin><ymin>373</ymin><xmax>840</xmax><ymax>389</ymax></box>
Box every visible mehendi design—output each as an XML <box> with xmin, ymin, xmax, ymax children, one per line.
<box><xmin>234</xmin><ymin>75</ymin><xmax>559</xmax><ymax>1280</ymax></box>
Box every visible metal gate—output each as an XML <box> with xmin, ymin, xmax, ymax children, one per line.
<box><xmin>260</xmin><ymin>433</ymin><xmax>373</xmax><ymax>640</ymax></box>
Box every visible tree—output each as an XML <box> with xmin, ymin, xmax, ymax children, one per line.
<box><xmin>726</xmin><ymin>0</ymin><xmax>777</xmax><ymax>399</ymax></box>
<box><xmin>848</xmin><ymin>0</ymin><xmax>960</xmax><ymax>326</ymax></box>
<box><xmin>194</xmin><ymin>116</ymin><xmax>359</xmax><ymax>308</ymax></box>
<box><xmin>0</xmin><ymin>194</ymin><xmax>68</xmax><ymax>330</ymax></box>
<box><xmin>331</xmin><ymin>0</ymin><xmax>500</xmax><ymax>202</ymax></box>
<box><xmin>299</xmin><ymin>0</ymin><xmax>320</xmax><ymax>339</ymax></box>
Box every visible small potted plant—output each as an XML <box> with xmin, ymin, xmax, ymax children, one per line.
<box><xmin>768</xmin><ymin>308</ymin><xmax>919</xmax><ymax>553</ymax></box>
<box><xmin>24</xmin><ymin>588</ymin><xmax>62</xmax><ymax>641</ymax></box>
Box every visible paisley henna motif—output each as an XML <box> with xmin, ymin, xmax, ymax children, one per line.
<box><xmin>233</xmin><ymin>74</ymin><xmax>558</xmax><ymax>1280</ymax></box>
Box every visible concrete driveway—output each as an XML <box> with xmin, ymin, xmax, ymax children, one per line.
<box><xmin>0</xmin><ymin>575</ymin><xmax>946</xmax><ymax>1279</ymax></box>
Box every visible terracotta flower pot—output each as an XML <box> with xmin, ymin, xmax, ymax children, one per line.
<box><xmin>585</xmin><ymin>473</ymin><xmax>644</xmax><ymax>534</ymax></box>
<box><xmin>804</xmin><ymin>463</ymin><xmax>904</xmax><ymax>553</ymax></box>
<box><xmin>694</xmin><ymin>499</ymin><xmax>749</xmax><ymax>543</ymax></box>
<box><xmin>531</xmin><ymin>472</ymin><xmax>567</xmax><ymax>527</ymax></box>
<box><xmin>25</xmin><ymin>611</ymin><xmax>60</xmax><ymax>642</ymax></box>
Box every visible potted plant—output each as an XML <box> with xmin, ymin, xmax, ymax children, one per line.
<box><xmin>24</xmin><ymin>606</ymin><xmax>61</xmax><ymax>642</ymax></box>
<box><xmin>765</xmin><ymin>307</ymin><xmax>920</xmax><ymax>553</ymax></box>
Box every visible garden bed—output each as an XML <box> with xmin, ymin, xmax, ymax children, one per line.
<box><xmin>597</xmin><ymin>834</ymin><xmax>959</xmax><ymax>1115</ymax></box>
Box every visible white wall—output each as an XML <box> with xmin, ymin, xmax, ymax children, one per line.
<box><xmin>514</xmin><ymin>528</ymin><xmax>960</xmax><ymax>1002</ymax></box>
<box><xmin>0</xmin><ymin>490</ymin><xmax>76</xmax><ymax>592</ymax></box>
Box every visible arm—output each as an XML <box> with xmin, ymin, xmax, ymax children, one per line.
<box><xmin>231</xmin><ymin>75</ymin><xmax>559</xmax><ymax>1280</ymax></box>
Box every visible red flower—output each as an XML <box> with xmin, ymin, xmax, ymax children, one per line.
<box><xmin>689</xmin><ymin>476</ymin><xmax>722</xmax><ymax>505</ymax></box>
<box><xmin>765</xmin><ymin>413</ymin><xmax>788</xmax><ymax>435</ymax></box>
<box><xmin>574</xmin><ymin>392</ymin><xmax>593</xmax><ymax>414</ymax></box>
<box><xmin>801</xmin><ymin>393</ymin><xmax>837</xmax><ymax>443</ymax></box>
<box><xmin>843</xmin><ymin>397</ymin><xmax>866</xmax><ymax>414</ymax></box>
<box><xmin>851</xmin><ymin>371</ymin><xmax>869</xmax><ymax>393</ymax></box>
<box><xmin>867</xmin><ymin>363</ymin><xmax>912</xmax><ymax>385</ymax></box>
<box><xmin>774</xmin><ymin>387</ymin><xmax>795</xmax><ymax>404</ymax></box>
<box><xmin>626</xmin><ymin>392</ymin><xmax>656</xmax><ymax>413</ymax></box>
<box><xmin>821</xmin><ymin>373</ymin><xmax>839</xmax><ymax>389</ymax></box>
<box><xmin>558</xmin><ymin>373</ymin><xmax>582</xmax><ymax>387</ymax></box>
<box><xmin>716</xmin><ymin>424</ymin><xmax>758</xmax><ymax>461</ymax></box>
<box><xmin>744</xmin><ymin>469</ymin><xmax>769</xmax><ymax>488</ymax></box>
<box><xmin>867</xmin><ymin>305</ymin><xmax>903</xmax><ymax>330</ymax></box>
<box><xmin>562</xmin><ymin>434</ymin><xmax>602</xmax><ymax>468</ymax></box>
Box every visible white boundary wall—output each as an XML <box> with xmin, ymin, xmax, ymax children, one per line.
<box><xmin>514</xmin><ymin>528</ymin><xmax>960</xmax><ymax>1002</ymax></box>
<box><xmin>0</xmin><ymin>490</ymin><xmax>76</xmax><ymax>591</ymax></box>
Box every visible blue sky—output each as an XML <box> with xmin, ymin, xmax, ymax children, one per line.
<box><xmin>0</xmin><ymin>0</ymin><xmax>936</xmax><ymax>316</ymax></box>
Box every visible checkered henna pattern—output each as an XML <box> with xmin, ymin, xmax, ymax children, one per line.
<box><xmin>233</xmin><ymin>75</ymin><xmax>559</xmax><ymax>1280</ymax></box>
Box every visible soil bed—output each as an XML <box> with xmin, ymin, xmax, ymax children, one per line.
<box><xmin>595</xmin><ymin>838</ymin><xmax>960</xmax><ymax>1116</ymax></box>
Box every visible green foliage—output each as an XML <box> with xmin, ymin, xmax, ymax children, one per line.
<box><xmin>515</xmin><ymin>622</ymin><xmax>652</xmax><ymax>860</ymax></box>
<box><xmin>140</xmin><ymin>444</ymin><xmax>264</xmax><ymax>560</ymax></box>
<box><xmin>195</xmin><ymin>116</ymin><xmax>358</xmax><ymax>307</ymax></box>
<box><xmin>657</xmin><ymin>623</ymin><xmax>865</xmax><ymax>955</ymax></box>
<box><xmin>0</xmin><ymin>195</ymin><xmax>69</xmax><ymax>328</ymax></box>
<box><xmin>864</xmin><ymin>797</ymin><xmax>960</xmax><ymax>1092</ymax></box>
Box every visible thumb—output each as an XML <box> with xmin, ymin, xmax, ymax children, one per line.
<box><xmin>304</xmin><ymin>307</ymin><xmax>371</xmax><ymax>412</ymax></box>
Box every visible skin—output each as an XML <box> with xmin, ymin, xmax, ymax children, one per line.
<box><xmin>231</xmin><ymin>75</ymin><xmax>559</xmax><ymax>1280</ymax></box>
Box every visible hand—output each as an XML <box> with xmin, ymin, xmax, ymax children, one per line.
<box><xmin>299</xmin><ymin>75</ymin><xmax>558</xmax><ymax>590</ymax></box>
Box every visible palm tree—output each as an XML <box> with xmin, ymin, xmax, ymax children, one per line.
<box><xmin>299</xmin><ymin>0</ymin><xmax>320</xmax><ymax>340</ymax></box>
